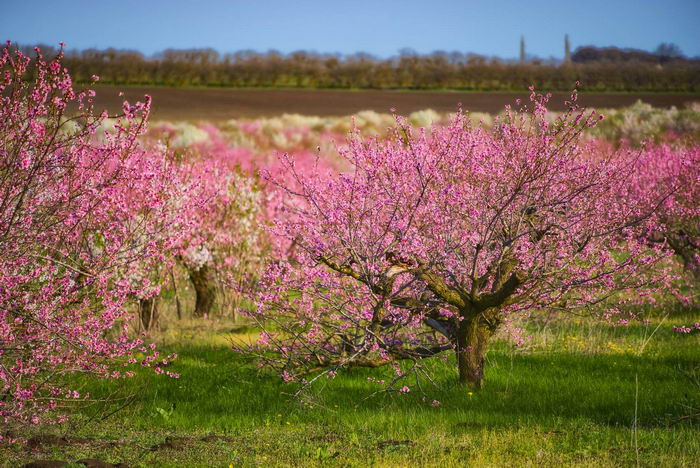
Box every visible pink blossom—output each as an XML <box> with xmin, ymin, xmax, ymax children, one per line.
<box><xmin>246</xmin><ymin>88</ymin><xmax>687</xmax><ymax>390</ymax></box>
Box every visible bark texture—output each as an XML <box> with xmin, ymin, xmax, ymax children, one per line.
<box><xmin>456</xmin><ymin>315</ymin><xmax>494</xmax><ymax>389</ymax></box>
<box><xmin>188</xmin><ymin>264</ymin><xmax>217</xmax><ymax>317</ymax></box>
<box><xmin>139</xmin><ymin>297</ymin><xmax>159</xmax><ymax>331</ymax></box>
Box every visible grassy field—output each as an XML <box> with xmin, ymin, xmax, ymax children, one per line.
<box><xmin>3</xmin><ymin>308</ymin><xmax>699</xmax><ymax>467</ymax></box>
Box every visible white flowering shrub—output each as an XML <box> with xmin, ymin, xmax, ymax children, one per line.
<box><xmin>408</xmin><ymin>109</ymin><xmax>442</xmax><ymax>128</ymax></box>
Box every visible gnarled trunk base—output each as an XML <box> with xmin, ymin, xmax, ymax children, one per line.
<box><xmin>188</xmin><ymin>264</ymin><xmax>216</xmax><ymax>318</ymax></box>
<box><xmin>456</xmin><ymin>316</ymin><xmax>493</xmax><ymax>389</ymax></box>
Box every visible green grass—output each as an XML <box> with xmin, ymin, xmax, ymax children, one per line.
<box><xmin>3</xmin><ymin>312</ymin><xmax>699</xmax><ymax>467</ymax></box>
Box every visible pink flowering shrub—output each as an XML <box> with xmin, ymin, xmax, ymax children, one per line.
<box><xmin>247</xmin><ymin>90</ymin><xmax>677</xmax><ymax>391</ymax></box>
<box><xmin>137</xmin><ymin>117</ymin><xmax>347</xmax><ymax>320</ymax></box>
<box><xmin>629</xmin><ymin>144</ymin><xmax>700</xmax><ymax>286</ymax></box>
<box><xmin>0</xmin><ymin>43</ymin><xmax>186</xmax><ymax>424</ymax></box>
<box><xmin>148</xmin><ymin>119</ymin><xmax>348</xmax><ymax>260</ymax></box>
<box><xmin>175</xmin><ymin>151</ymin><xmax>268</xmax><ymax>318</ymax></box>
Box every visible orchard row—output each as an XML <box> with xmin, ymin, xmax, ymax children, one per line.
<box><xmin>1</xmin><ymin>43</ymin><xmax>698</xmax><ymax>427</ymax></box>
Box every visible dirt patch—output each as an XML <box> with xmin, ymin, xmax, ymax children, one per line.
<box><xmin>22</xmin><ymin>459</ymin><xmax>125</xmax><ymax>468</ymax></box>
<box><xmin>76</xmin><ymin>458</ymin><xmax>125</xmax><ymax>468</ymax></box>
<box><xmin>26</xmin><ymin>435</ymin><xmax>119</xmax><ymax>452</ymax></box>
<box><xmin>88</xmin><ymin>87</ymin><xmax>700</xmax><ymax>121</ymax></box>
<box><xmin>22</xmin><ymin>462</ymin><xmax>68</xmax><ymax>468</ymax></box>
<box><xmin>26</xmin><ymin>435</ymin><xmax>92</xmax><ymax>451</ymax></box>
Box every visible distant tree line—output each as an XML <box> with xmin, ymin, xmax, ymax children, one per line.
<box><xmin>17</xmin><ymin>44</ymin><xmax>700</xmax><ymax>92</ymax></box>
<box><xmin>572</xmin><ymin>43</ymin><xmax>687</xmax><ymax>64</ymax></box>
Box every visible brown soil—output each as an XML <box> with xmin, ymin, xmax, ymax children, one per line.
<box><xmin>75</xmin><ymin>459</ymin><xmax>121</xmax><ymax>468</ymax></box>
<box><xmin>88</xmin><ymin>86</ymin><xmax>699</xmax><ymax>121</ymax></box>
<box><xmin>26</xmin><ymin>435</ymin><xmax>92</xmax><ymax>451</ymax></box>
<box><xmin>22</xmin><ymin>459</ymin><xmax>124</xmax><ymax>468</ymax></box>
<box><xmin>22</xmin><ymin>462</ymin><xmax>69</xmax><ymax>468</ymax></box>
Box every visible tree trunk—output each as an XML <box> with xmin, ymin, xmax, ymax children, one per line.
<box><xmin>139</xmin><ymin>297</ymin><xmax>159</xmax><ymax>331</ymax></box>
<box><xmin>169</xmin><ymin>268</ymin><xmax>182</xmax><ymax>320</ymax></box>
<box><xmin>188</xmin><ymin>264</ymin><xmax>216</xmax><ymax>317</ymax></box>
<box><xmin>455</xmin><ymin>316</ymin><xmax>493</xmax><ymax>389</ymax></box>
<box><xmin>668</xmin><ymin>237</ymin><xmax>700</xmax><ymax>283</ymax></box>
<box><xmin>652</xmin><ymin>231</ymin><xmax>700</xmax><ymax>283</ymax></box>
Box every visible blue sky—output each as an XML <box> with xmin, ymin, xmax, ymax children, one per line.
<box><xmin>3</xmin><ymin>0</ymin><xmax>699</xmax><ymax>59</ymax></box>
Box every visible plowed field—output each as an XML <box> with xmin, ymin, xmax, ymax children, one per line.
<box><xmin>90</xmin><ymin>86</ymin><xmax>699</xmax><ymax>120</ymax></box>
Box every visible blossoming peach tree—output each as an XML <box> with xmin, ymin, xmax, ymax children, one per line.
<box><xmin>247</xmin><ymin>91</ymin><xmax>677</xmax><ymax>392</ymax></box>
<box><xmin>176</xmin><ymin>154</ymin><xmax>267</xmax><ymax>318</ymax></box>
<box><xmin>634</xmin><ymin>144</ymin><xmax>700</xmax><ymax>284</ymax></box>
<box><xmin>0</xmin><ymin>43</ymin><xmax>184</xmax><ymax>425</ymax></box>
<box><xmin>143</xmin><ymin>123</ymin><xmax>318</xmax><ymax>321</ymax></box>
<box><xmin>631</xmin><ymin>144</ymin><xmax>700</xmax><ymax>334</ymax></box>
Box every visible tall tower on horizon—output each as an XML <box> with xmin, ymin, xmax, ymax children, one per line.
<box><xmin>520</xmin><ymin>36</ymin><xmax>526</xmax><ymax>62</ymax></box>
<box><xmin>564</xmin><ymin>34</ymin><xmax>572</xmax><ymax>64</ymax></box>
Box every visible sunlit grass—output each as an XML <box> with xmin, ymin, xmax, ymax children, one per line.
<box><xmin>3</xmin><ymin>308</ymin><xmax>699</xmax><ymax>467</ymax></box>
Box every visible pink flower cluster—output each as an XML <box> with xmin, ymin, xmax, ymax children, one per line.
<box><xmin>248</xmin><ymin>88</ymin><xmax>692</xmax><ymax>388</ymax></box>
<box><xmin>673</xmin><ymin>322</ymin><xmax>700</xmax><ymax>334</ymax></box>
<box><xmin>0</xmin><ymin>42</ymin><xmax>350</xmax><ymax>425</ymax></box>
<box><xmin>0</xmin><ymin>43</ymin><xmax>197</xmax><ymax>424</ymax></box>
<box><xmin>624</xmin><ymin>144</ymin><xmax>700</xmax><ymax>289</ymax></box>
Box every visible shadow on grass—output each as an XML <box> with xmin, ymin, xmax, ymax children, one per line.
<box><xmin>75</xmin><ymin>340</ymin><xmax>699</xmax><ymax>435</ymax></box>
